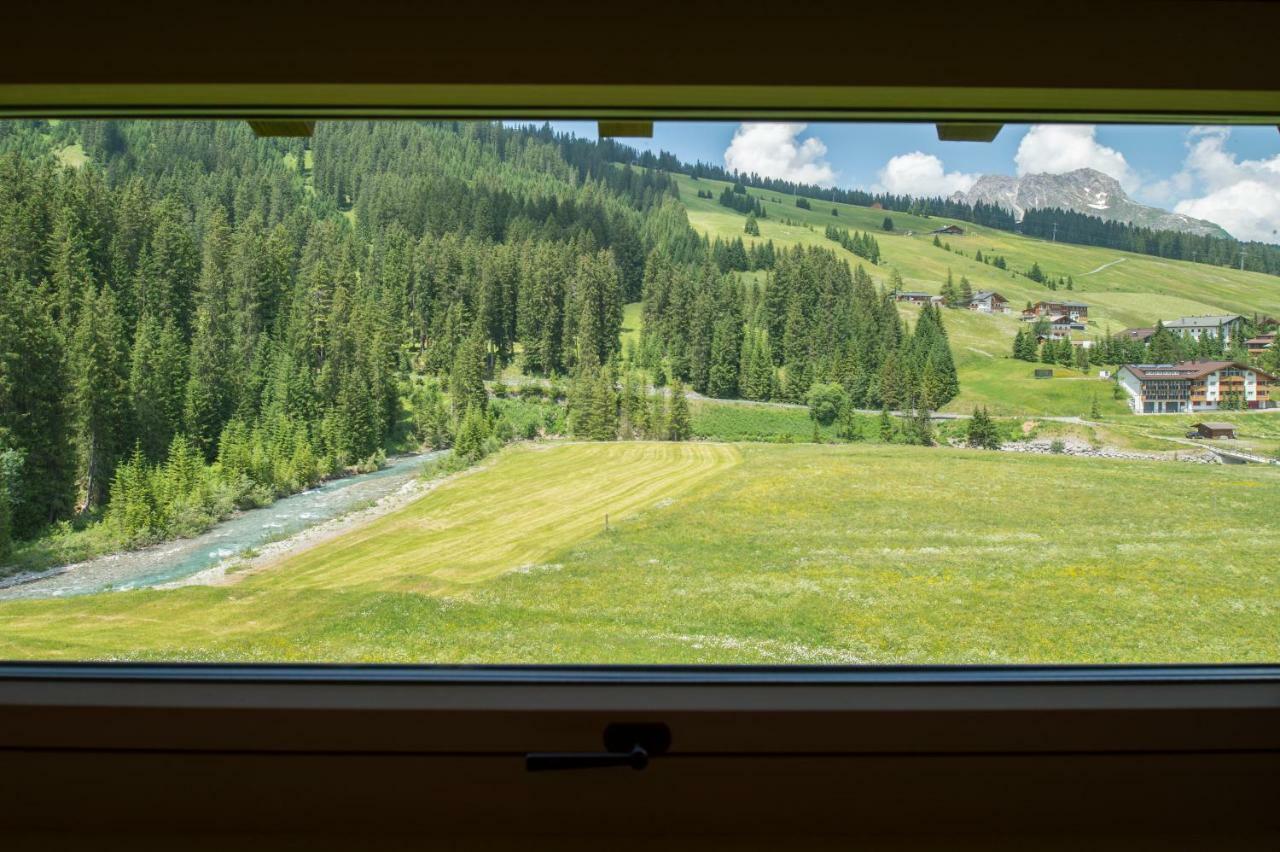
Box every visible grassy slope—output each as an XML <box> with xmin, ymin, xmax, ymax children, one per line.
<box><xmin>673</xmin><ymin>173</ymin><xmax>1280</xmax><ymax>416</ymax></box>
<box><xmin>3</xmin><ymin>442</ymin><xmax>1276</xmax><ymax>663</ymax></box>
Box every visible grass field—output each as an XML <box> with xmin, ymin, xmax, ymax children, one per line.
<box><xmin>1103</xmin><ymin>410</ymin><xmax>1280</xmax><ymax>458</ymax></box>
<box><xmin>3</xmin><ymin>441</ymin><xmax>1276</xmax><ymax>663</ymax></box>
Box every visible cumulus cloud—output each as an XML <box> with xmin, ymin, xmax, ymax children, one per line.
<box><xmin>876</xmin><ymin>152</ymin><xmax>978</xmax><ymax>197</ymax></box>
<box><xmin>723</xmin><ymin>123</ymin><xmax>837</xmax><ymax>186</ymax></box>
<box><xmin>1173</xmin><ymin>127</ymin><xmax>1280</xmax><ymax>243</ymax></box>
<box><xmin>1014</xmin><ymin>125</ymin><xmax>1138</xmax><ymax>191</ymax></box>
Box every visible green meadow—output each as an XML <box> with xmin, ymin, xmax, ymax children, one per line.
<box><xmin>3</xmin><ymin>441</ymin><xmax>1277</xmax><ymax>664</ymax></box>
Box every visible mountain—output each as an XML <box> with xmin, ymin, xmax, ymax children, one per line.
<box><xmin>950</xmin><ymin>168</ymin><xmax>1231</xmax><ymax>238</ymax></box>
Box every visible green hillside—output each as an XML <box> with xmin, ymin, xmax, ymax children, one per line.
<box><xmin>673</xmin><ymin>173</ymin><xmax>1280</xmax><ymax>416</ymax></box>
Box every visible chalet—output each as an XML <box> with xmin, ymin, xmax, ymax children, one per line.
<box><xmin>1117</xmin><ymin>360</ymin><xmax>1277</xmax><ymax>414</ymax></box>
<box><xmin>930</xmin><ymin>224</ymin><xmax>964</xmax><ymax>236</ymax></box>
<box><xmin>1161</xmin><ymin>314</ymin><xmax>1245</xmax><ymax>344</ymax></box>
<box><xmin>967</xmin><ymin>290</ymin><xmax>1009</xmax><ymax>314</ymax></box>
<box><xmin>894</xmin><ymin>291</ymin><xmax>934</xmax><ymax>304</ymax></box>
<box><xmin>1115</xmin><ymin>327</ymin><xmax>1156</xmax><ymax>343</ymax></box>
<box><xmin>1036</xmin><ymin>315</ymin><xmax>1087</xmax><ymax>343</ymax></box>
<box><xmin>1023</xmin><ymin>300</ymin><xmax>1090</xmax><ymax>321</ymax></box>
<box><xmin>1245</xmin><ymin>333</ymin><xmax>1276</xmax><ymax>355</ymax></box>
<box><xmin>1192</xmin><ymin>422</ymin><xmax>1237</xmax><ymax>439</ymax></box>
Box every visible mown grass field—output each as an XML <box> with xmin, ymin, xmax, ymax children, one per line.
<box><xmin>3</xmin><ymin>441</ymin><xmax>1276</xmax><ymax>663</ymax></box>
<box><xmin>1103</xmin><ymin>410</ymin><xmax>1280</xmax><ymax>458</ymax></box>
<box><xmin>673</xmin><ymin>172</ymin><xmax>1280</xmax><ymax>417</ymax></box>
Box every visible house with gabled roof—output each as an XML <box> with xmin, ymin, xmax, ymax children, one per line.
<box><xmin>967</xmin><ymin>291</ymin><xmax>1009</xmax><ymax>314</ymax></box>
<box><xmin>1160</xmin><ymin>314</ymin><xmax>1245</xmax><ymax>344</ymax></box>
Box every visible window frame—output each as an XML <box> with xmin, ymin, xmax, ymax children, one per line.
<box><xmin>1</xmin><ymin>12</ymin><xmax>1279</xmax><ymax>732</ymax></box>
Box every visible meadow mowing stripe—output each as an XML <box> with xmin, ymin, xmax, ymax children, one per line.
<box><xmin>248</xmin><ymin>441</ymin><xmax>739</xmax><ymax>592</ymax></box>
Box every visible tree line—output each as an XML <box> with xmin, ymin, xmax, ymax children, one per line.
<box><xmin>638</xmin><ymin>244</ymin><xmax>959</xmax><ymax>410</ymax></box>
<box><xmin>1020</xmin><ymin>208</ymin><xmax>1280</xmax><ymax>278</ymax></box>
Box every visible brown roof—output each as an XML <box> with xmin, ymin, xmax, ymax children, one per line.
<box><xmin>1116</xmin><ymin>327</ymin><xmax>1155</xmax><ymax>340</ymax></box>
<box><xmin>1195</xmin><ymin>422</ymin><xmax>1236</xmax><ymax>431</ymax></box>
<box><xmin>1124</xmin><ymin>360</ymin><xmax>1277</xmax><ymax>381</ymax></box>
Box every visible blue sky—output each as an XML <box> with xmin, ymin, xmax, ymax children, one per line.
<box><xmin>533</xmin><ymin>121</ymin><xmax>1280</xmax><ymax>244</ymax></box>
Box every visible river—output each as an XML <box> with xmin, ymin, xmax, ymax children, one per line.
<box><xmin>0</xmin><ymin>450</ymin><xmax>445</xmax><ymax>601</ymax></box>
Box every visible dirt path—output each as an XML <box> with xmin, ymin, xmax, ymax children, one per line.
<box><xmin>1080</xmin><ymin>257</ymin><xmax>1127</xmax><ymax>276</ymax></box>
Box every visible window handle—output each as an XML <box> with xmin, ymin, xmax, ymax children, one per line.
<box><xmin>526</xmin><ymin>744</ymin><xmax>651</xmax><ymax>772</ymax></box>
<box><xmin>526</xmin><ymin>722</ymin><xmax>671</xmax><ymax>772</ymax></box>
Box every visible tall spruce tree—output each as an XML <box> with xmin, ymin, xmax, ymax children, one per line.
<box><xmin>71</xmin><ymin>282</ymin><xmax>130</xmax><ymax>508</ymax></box>
<box><xmin>668</xmin><ymin>382</ymin><xmax>692</xmax><ymax>441</ymax></box>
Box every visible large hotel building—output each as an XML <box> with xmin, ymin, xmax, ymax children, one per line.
<box><xmin>1117</xmin><ymin>360</ymin><xmax>1276</xmax><ymax>414</ymax></box>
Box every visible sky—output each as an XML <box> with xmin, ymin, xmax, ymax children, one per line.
<box><xmin>534</xmin><ymin>121</ymin><xmax>1280</xmax><ymax>244</ymax></box>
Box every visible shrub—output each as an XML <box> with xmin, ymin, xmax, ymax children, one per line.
<box><xmin>805</xmin><ymin>383</ymin><xmax>847</xmax><ymax>426</ymax></box>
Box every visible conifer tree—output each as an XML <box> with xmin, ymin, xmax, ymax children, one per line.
<box><xmin>668</xmin><ymin>382</ymin><xmax>692</xmax><ymax>441</ymax></box>
<box><xmin>1057</xmin><ymin>338</ymin><xmax>1074</xmax><ymax>368</ymax></box>
<box><xmin>878</xmin><ymin>408</ymin><xmax>895</xmax><ymax>442</ymax></box>
<box><xmin>449</xmin><ymin>334</ymin><xmax>488</xmax><ymax>418</ymax></box>
<box><xmin>0</xmin><ymin>283</ymin><xmax>75</xmax><ymax>535</ymax></box>
<box><xmin>707</xmin><ymin>314</ymin><xmax>742</xmax><ymax>399</ymax></box>
<box><xmin>589</xmin><ymin>368</ymin><xmax>619</xmax><ymax>441</ymax></box>
<box><xmin>184</xmin><ymin>212</ymin><xmax>236</xmax><ymax>459</ymax></box>
<box><xmin>71</xmin><ymin>282</ymin><xmax>131</xmax><ymax>508</ymax></box>
<box><xmin>647</xmin><ymin>392</ymin><xmax>668</xmax><ymax>441</ymax></box>
<box><xmin>129</xmin><ymin>314</ymin><xmax>188</xmax><ymax>461</ymax></box>
<box><xmin>0</xmin><ymin>442</ymin><xmax>22</xmax><ymax>560</ymax></box>
<box><xmin>836</xmin><ymin>401</ymin><xmax>863</xmax><ymax>441</ymax></box>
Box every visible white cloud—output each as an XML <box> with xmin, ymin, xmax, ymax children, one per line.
<box><xmin>723</xmin><ymin>123</ymin><xmax>837</xmax><ymax>186</ymax></box>
<box><xmin>1014</xmin><ymin>125</ymin><xmax>1138</xmax><ymax>191</ymax></box>
<box><xmin>876</xmin><ymin>152</ymin><xmax>978</xmax><ymax>197</ymax></box>
<box><xmin>1172</xmin><ymin>127</ymin><xmax>1280</xmax><ymax>243</ymax></box>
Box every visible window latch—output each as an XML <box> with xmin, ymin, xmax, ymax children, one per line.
<box><xmin>526</xmin><ymin>722</ymin><xmax>671</xmax><ymax>772</ymax></box>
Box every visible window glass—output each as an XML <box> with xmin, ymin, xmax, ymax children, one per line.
<box><xmin>0</xmin><ymin>119</ymin><xmax>1277</xmax><ymax>663</ymax></box>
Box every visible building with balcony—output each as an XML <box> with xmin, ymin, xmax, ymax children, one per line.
<box><xmin>1117</xmin><ymin>360</ymin><xmax>1276</xmax><ymax>414</ymax></box>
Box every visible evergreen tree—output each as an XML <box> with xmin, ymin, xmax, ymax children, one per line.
<box><xmin>647</xmin><ymin>391</ymin><xmax>667</xmax><ymax>441</ymax></box>
<box><xmin>71</xmin><ymin>282</ymin><xmax>130</xmax><ymax>508</ymax></box>
<box><xmin>589</xmin><ymin>368</ymin><xmax>619</xmax><ymax>440</ymax></box>
<box><xmin>129</xmin><ymin>314</ymin><xmax>188</xmax><ymax>460</ymax></box>
<box><xmin>878</xmin><ymin>408</ymin><xmax>895</xmax><ymax>442</ymax></box>
<box><xmin>966</xmin><ymin>407</ymin><xmax>1001</xmax><ymax>449</ymax></box>
<box><xmin>1012</xmin><ymin>328</ymin><xmax>1027</xmax><ymax>360</ymax></box>
<box><xmin>449</xmin><ymin>334</ymin><xmax>488</xmax><ymax>418</ymax></box>
<box><xmin>1057</xmin><ymin>338</ymin><xmax>1074</xmax><ymax>368</ymax></box>
<box><xmin>0</xmin><ymin>283</ymin><xmax>76</xmax><ymax>535</ymax></box>
<box><xmin>0</xmin><ymin>441</ymin><xmax>22</xmax><ymax>560</ymax></box>
<box><xmin>667</xmin><ymin>382</ymin><xmax>692</xmax><ymax>441</ymax></box>
<box><xmin>707</xmin><ymin>314</ymin><xmax>742</xmax><ymax>398</ymax></box>
<box><xmin>452</xmin><ymin>404</ymin><xmax>490</xmax><ymax>463</ymax></box>
<box><xmin>744</xmin><ymin>213</ymin><xmax>760</xmax><ymax>237</ymax></box>
<box><xmin>836</xmin><ymin>401</ymin><xmax>863</xmax><ymax>441</ymax></box>
<box><xmin>183</xmin><ymin>212</ymin><xmax>236</xmax><ymax>459</ymax></box>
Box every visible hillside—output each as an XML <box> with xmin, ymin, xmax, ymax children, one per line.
<box><xmin>672</xmin><ymin>172</ymin><xmax>1280</xmax><ymax>415</ymax></box>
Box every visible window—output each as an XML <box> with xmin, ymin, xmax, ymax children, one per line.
<box><xmin>1</xmin><ymin>118</ymin><xmax>1278</xmax><ymax>666</ymax></box>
